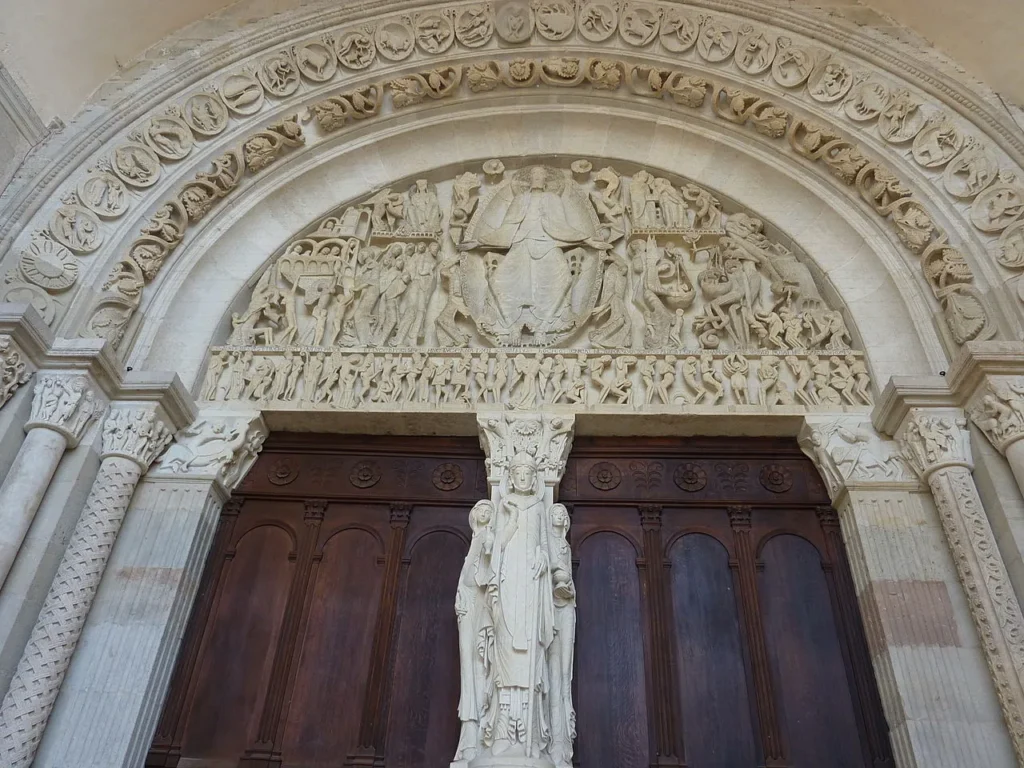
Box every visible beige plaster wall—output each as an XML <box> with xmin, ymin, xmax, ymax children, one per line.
<box><xmin>803</xmin><ymin>0</ymin><xmax>1024</xmax><ymax>110</ymax></box>
<box><xmin>0</xmin><ymin>0</ymin><xmax>1021</xmax><ymax>131</ymax></box>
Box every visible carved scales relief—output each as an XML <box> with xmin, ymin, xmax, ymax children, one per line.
<box><xmin>203</xmin><ymin>159</ymin><xmax>873</xmax><ymax>412</ymax></box>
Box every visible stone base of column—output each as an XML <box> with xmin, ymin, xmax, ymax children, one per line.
<box><xmin>467</xmin><ymin>756</ymin><xmax>556</xmax><ymax>768</ymax></box>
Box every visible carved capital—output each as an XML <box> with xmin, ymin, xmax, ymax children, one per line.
<box><xmin>799</xmin><ymin>416</ymin><xmax>915</xmax><ymax>499</ymax></box>
<box><xmin>898</xmin><ymin>408</ymin><xmax>972</xmax><ymax>480</ymax></box>
<box><xmin>100</xmin><ymin>406</ymin><xmax>174</xmax><ymax>470</ymax></box>
<box><xmin>222</xmin><ymin>497</ymin><xmax>244</xmax><ymax>517</ymax></box>
<box><xmin>304</xmin><ymin>499</ymin><xmax>328</xmax><ymax>521</ymax></box>
<box><xmin>815</xmin><ymin>505</ymin><xmax>841</xmax><ymax>530</ymax></box>
<box><xmin>152</xmin><ymin>411</ymin><xmax>267</xmax><ymax>489</ymax></box>
<box><xmin>969</xmin><ymin>377</ymin><xmax>1024</xmax><ymax>455</ymax></box>
<box><xmin>0</xmin><ymin>335</ymin><xmax>32</xmax><ymax>409</ymax></box>
<box><xmin>727</xmin><ymin>505</ymin><xmax>753</xmax><ymax>530</ymax></box>
<box><xmin>477</xmin><ymin>410</ymin><xmax>575</xmax><ymax>487</ymax></box>
<box><xmin>389</xmin><ymin>502</ymin><xmax>412</xmax><ymax>527</ymax></box>
<box><xmin>26</xmin><ymin>373</ymin><xmax>103</xmax><ymax>446</ymax></box>
<box><xmin>638</xmin><ymin>504</ymin><xmax>663</xmax><ymax>531</ymax></box>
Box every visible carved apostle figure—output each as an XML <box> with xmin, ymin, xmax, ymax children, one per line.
<box><xmin>454</xmin><ymin>500</ymin><xmax>497</xmax><ymax>764</ymax></box>
<box><xmin>546</xmin><ymin>503</ymin><xmax>576</xmax><ymax>768</ymax></box>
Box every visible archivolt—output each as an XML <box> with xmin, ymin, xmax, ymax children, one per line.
<box><xmin>1</xmin><ymin>0</ymin><xmax>1021</xmax><ymax>368</ymax></box>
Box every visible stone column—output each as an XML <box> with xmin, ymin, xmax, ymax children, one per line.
<box><xmin>800</xmin><ymin>416</ymin><xmax>1017</xmax><ymax>767</ymax></box>
<box><xmin>452</xmin><ymin>410</ymin><xmax>575</xmax><ymax>768</ymax></box>
<box><xmin>0</xmin><ymin>374</ymin><xmax>101</xmax><ymax>588</ymax></box>
<box><xmin>0</xmin><ymin>405</ymin><xmax>173</xmax><ymax>767</ymax></box>
<box><xmin>30</xmin><ymin>411</ymin><xmax>266</xmax><ymax>768</ymax></box>
<box><xmin>896</xmin><ymin>409</ymin><xmax>1024</xmax><ymax>765</ymax></box>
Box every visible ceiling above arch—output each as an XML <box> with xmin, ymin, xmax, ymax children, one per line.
<box><xmin>0</xmin><ymin>0</ymin><xmax>1022</xmax><ymax>376</ymax></box>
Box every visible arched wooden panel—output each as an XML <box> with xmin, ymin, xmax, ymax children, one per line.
<box><xmin>281</xmin><ymin>528</ymin><xmax>385</xmax><ymax>765</ymax></box>
<box><xmin>669</xmin><ymin>533</ymin><xmax>758</xmax><ymax>768</ymax></box>
<box><xmin>180</xmin><ymin>524</ymin><xmax>295</xmax><ymax>760</ymax></box>
<box><xmin>759</xmin><ymin>534</ymin><xmax>865</xmax><ymax>768</ymax></box>
<box><xmin>575</xmin><ymin>531</ymin><xmax>649</xmax><ymax>768</ymax></box>
<box><xmin>385</xmin><ymin>530</ymin><xmax>466</xmax><ymax>768</ymax></box>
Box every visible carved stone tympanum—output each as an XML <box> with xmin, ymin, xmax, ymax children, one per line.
<box><xmin>204</xmin><ymin>158</ymin><xmax>873</xmax><ymax>416</ymax></box>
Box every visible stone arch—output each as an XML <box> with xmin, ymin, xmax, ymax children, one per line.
<box><xmin>0</xmin><ymin>0</ymin><xmax>1020</xmax><ymax>377</ymax></box>
<box><xmin>131</xmin><ymin>103</ymin><xmax>940</xmax><ymax>395</ymax></box>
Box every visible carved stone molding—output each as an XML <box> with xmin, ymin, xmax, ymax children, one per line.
<box><xmin>151</xmin><ymin>411</ymin><xmax>267</xmax><ymax>490</ymax></box>
<box><xmin>74</xmin><ymin>72</ymin><xmax>1003</xmax><ymax>353</ymax></box>
<box><xmin>25</xmin><ymin>373</ymin><xmax>102</xmax><ymax>447</ymax></box>
<box><xmin>0</xmin><ymin>0</ymin><xmax>1016</xmax><ymax>360</ymax></box>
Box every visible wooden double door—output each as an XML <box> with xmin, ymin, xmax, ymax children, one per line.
<box><xmin>147</xmin><ymin>434</ymin><xmax>893</xmax><ymax>768</ymax></box>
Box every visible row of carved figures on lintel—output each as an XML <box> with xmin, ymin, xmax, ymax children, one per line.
<box><xmin>202</xmin><ymin>346</ymin><xmax>873</xmax><ymax>410</ymax></box>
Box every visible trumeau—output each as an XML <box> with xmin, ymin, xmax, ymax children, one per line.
<box><xmin>0</xmin><ymin>0</ymin><xmax>1020</xmax><ymax>370</ymax></box>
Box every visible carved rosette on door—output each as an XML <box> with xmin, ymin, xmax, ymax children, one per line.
<box><xmin>201</xmin><ymin>158</ymin><xmax>874</xmax><ymax>416</ymax></box>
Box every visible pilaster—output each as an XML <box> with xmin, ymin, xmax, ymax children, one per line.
<box><xmin>31</xmin><ymin>409</ymin><xmax>265</xmax><ymax>768</ymax></box>
<box><xmin>800</xmin><ymin>414</ymin><xmax>1015</xmax><ymax>767</ymax></box>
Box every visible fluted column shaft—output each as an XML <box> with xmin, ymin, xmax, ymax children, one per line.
<box><xmin>0</xmin><ymin>375</ymin><xmax>100</xmax><ymax>588</ymax></box>
<box><xmin>0</xmin><ymin>407</ymin><xmax>171</xmax><ymax>768</ymax></box>
<box><xmin>0</xmin><ymin>429</ymin><xmax>68</xmax><ymax>586</ymax></box>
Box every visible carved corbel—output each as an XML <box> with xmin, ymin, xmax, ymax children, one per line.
<box><xmin>799</xmin><ymin>415</ymin><xmax>916</xmax><ymax>501</ymax></box>
<box><xmin>152</xmin><ymin>410</ymin><xmax>267</xmax><ymax>491</ymax></box>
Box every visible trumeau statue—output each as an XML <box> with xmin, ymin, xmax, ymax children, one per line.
<box><xmin>453</xmin><ymin>412</ymin><xmax>576</xmax><ymax>768</ymax></box>
<box><xmin>205</xmin><ymin>158</ymin><xmax>874</xmax><ymax>412</ymax></box>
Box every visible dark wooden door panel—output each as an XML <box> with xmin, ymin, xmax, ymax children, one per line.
<box><xmin>669</xmin><ymin>533</ymin><xmax>758</xmax><ymax>768</ymax></box>
<box><xmin>281</xmin><ymin>527</ymin><xmax>385</xmax><ymax>764</ymax></box>
<box><xmin>385</xmin><ymin>530</ymin><xmax>466</xmax><ymax>768</ymax></box>
<box><xmin>575</xmin><ymin>531</ymin><xmax>650</xmax><ymax>768</ymax></box>
<box><xmin>759</xmin><ymin>535</ymin><xmax>866</xmax><ymax>768</ymax></box>
<box><xmin>151</xmin><ymin>434</ymin><xmax>892</xmax><ymax>768</ymax></box>
<box><xmin>181</xmin><ymin>521</ymin><xmax>296</xmax><ymax>760</ymax></box>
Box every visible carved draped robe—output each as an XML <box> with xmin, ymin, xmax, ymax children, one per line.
<box><xmin>475</xmin><ymin>184</ymin><xmax>592</xmax><ymax>334</ymax></box>
<box><xmin>486</xmin><ymin>490</ymin><xmax>555</xmax><ymax>753</ymax></box>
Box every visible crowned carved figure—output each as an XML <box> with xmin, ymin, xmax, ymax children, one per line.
<box><xmin>455</xmin><ymin>414</ymin><xmax>577</xmax><ymax>768</ymax></box>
